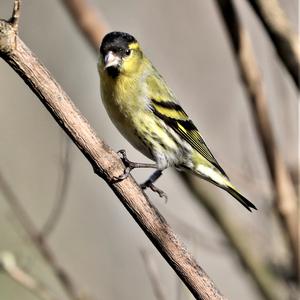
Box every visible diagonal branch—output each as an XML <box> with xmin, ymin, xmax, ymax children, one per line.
<box><xmin>245</xmin><ymin>0</ymin><xmax>300</xmax><ymax>90</ymax></box>
<box><xmin>61</xmin><ymin>0</ymin><xmax>108</xmax><ymax>52</ymax></box>
<box><xmin>214</xmin><ymin>0</ymin><xmax>299</xmax><ymax>280</ymax></box>
<box><xmin>60</xmin><ymin>0</ymin><xmax>105</xmax><ymax>51</ymax></box>
<box><xmin>0</xmin><ymin>251</ymin><xmax>59</xmax><ymax>300</ymax></box>
<box><xmin>0</xmin><ymin>5</ymin><xmax>223</xmax><ymax>300</ymax></box>
<box><xmin>0</xmin><ymin>170</ymin><xmax>81</xmax><ymax>300</ymax></box>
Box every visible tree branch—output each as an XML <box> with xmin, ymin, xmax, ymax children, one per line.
<box><xmin>141</xmin><ymin>250</ymin><xmax>167</xmax><ymax>300</ymax></box>
<box><xmin>9</xmin><ymin>0</ymin><xmax>21</xmax><ymax>31</ymax></box>
<box><xmin>0</xmin><ymin>5</ymin><xmax>223</xmax><ymax>300</ymax></box>
<box><xmin>61</xmin><ymin>0</ymin><xmax>108</xmax><ymax>52</ymax></box>
<box><xmin>214</xmin><ymin>0</ymin><xmax>299</xmax><ymax>280</ymax></box>
<box><xmin>181</xmin><ymin>174</ymin><xmax>288</xmax><ymax>300</ymax></box>
<box><xmin>0</xmin><ymin>251</ymin><xmax>59</xmax><ymax>300</ymax></box>
<box><xmin>0</xmin><ymin>171</ymin><xmax>81</xmax><ymax>300</ymax></box>
<box><xmin>245</xmin><ymin>0</ymin><xmax>300</xmax><ymax>89</ymax></box>
<box><xmin>40</xmin><ymin>138</ymin><xmax>71</xmax><ymax>238</ymax></box>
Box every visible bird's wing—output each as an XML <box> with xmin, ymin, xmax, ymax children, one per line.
<box><xmin>145</xmin><ymin>74</ymin><xmax>228</xmax><ymax>178</ymax></box>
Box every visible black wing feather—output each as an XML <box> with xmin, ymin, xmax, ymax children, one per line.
<box><xmin>150</xmin><ymin>99</ymin><xmax>228</xmax><ymax>178</ymax></box>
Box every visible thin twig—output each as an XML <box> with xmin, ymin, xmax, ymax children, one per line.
<box><xmin>8</xmin><ymin>0</ymin><xmax>21</xmax><ymax>31</ymax></box>
<box><xmin>0</xmin><ymin>10</ymin><xmax>224</xmax><ymax>300</ymax></box>
<box><xmin>245</xmin><ymin>0</ymin><xmax>300</xmax><ymax>89</ymax></box>
<box><xmin>40</xmin><ymin>137</ymin><xmax>71</xmax><ymax>238</ymax></box>
<box><xmin>0</xmin><ymin>251</ymin><xmax>59</xmax><ymax>300</ymax></box>
<box><xmin>0</xmin><ymin>171</ymin><xmax>37</xmax><ymax>239</ymax></box>
<box><xmin>214</xmin><ymin>0</ymin><xmax>299</xmax><ymax>280</ymax></box>
<box><xmin>0</xmin><ymin>171</ymin><xmax>80</xmax><ymax>300</ymax></box>
<box><xmin>140</xmin><ymin>250</ymin><xmax>167</xmax><ymax>300</ymax></box>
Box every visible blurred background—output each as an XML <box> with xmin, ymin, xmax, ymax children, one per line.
<box><xmin>0</xmin><ymin>0</ymin><xmax>298</xmax><ymax>299</ymax></box>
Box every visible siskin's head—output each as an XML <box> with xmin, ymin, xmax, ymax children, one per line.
<box><xmin>99</xmin><ymin>31</ymin><xmax>143</xmax><ymax>78</ymax></box>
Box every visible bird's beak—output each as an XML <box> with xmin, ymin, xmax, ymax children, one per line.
<box><xmin>104</xmin><ymin>51</ymin><xmax>121</xmax><ymax>69</ymax></box>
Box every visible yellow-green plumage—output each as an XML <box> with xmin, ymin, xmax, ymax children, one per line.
<box><xmin>98</xmin><ymin>31</ymin><xmax>256</xmax><ymax>211</ymax></box>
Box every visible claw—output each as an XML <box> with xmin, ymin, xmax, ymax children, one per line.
<box><xmin>111</xmin><ymin>167</ymin><xmax>131</xmax><ymax>182</ymax></box>
<box><xmin>141</xmin><ymin>182</ymin><xmax>168</xmax><ymax>202</ymax></box>
<box><xmin>112</xmin><ymin>149</ymin><xmax>158</xmax><ymax>183</ymax></box>
<box><xmin>117</xmin><ymin>149</ymin><xmax>128</xmax><ymax>161</ymax></box>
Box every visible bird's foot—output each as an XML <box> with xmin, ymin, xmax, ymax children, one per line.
<box><xmin>140</xmin><ymin>181</ymin><xmax>168</xmax><ymax>202</ymax></box>
<box><xmin>112</xmin><ymin>149</ymin><xmax>137</xmax><ymax>182</ymax></box>
<box><xmin>112</xmin><ymin>149</ymin><xmax>158</xmax><ymax>182</ymax></box>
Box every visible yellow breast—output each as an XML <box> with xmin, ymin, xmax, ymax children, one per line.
<box><xmin>98</xmin><ymin>63</ymin><xmax>153</xmax><ymax>159</ymax></box>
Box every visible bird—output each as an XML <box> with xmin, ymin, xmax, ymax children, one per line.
<box><xmin>97</xmin><ymin>31</ymin><xmax>257</xmax><ymax>212</ymax></box>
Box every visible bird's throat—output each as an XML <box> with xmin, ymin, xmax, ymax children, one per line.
<box><xmin>106</xmin><ymin>66</ymin><xmax>120</xmax><ymax>78</ymax></box>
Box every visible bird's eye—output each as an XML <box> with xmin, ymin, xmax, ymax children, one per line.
<box><xmin>125</xmin><ymin>49</ymin><xmax>131</xmax><ymax>56</ymax></box>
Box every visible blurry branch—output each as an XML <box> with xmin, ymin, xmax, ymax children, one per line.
<box><xmin>61</xmin><ymin>0</ymin><xmax>108</xmax><ymax>52</ymax></box>
<box><xmin>181</xmin><ymin>174</ymin><xmax>287</xmax><ymax>300</ymax></box>
<box><xmin>0</xmin><ymin>252</ymin><xmax>58</xmax><ymax>300</ymax></box>
<box><xmin>222</xmin><ymin>157</ymin><xmax>270</xmax><ymax>198</ymax></box>
<box><xmin>289</xmin><ymin>166</ymin><xmax>299</xmax><ymax>194</ymax></box>
<box><xmin>60</xmin><ymin>0</ymin><xmax>105</xmax><ymax>53</ymax></box>
<box><xmin>245</xmin><ymin>0</ymin><xmax>300</xmax><ymax>90</ymax></box>
<box><xmin>141</xmin><ymin>250</ymin><xmax>167</xmax><ymax>300</ymax></box>
<box><xmin>0</xmin><ymin>171</ymin><xmax>36</xmax><ymax>239</ymax></box>
<box><xmin>0</xmin><ymin>171</ymin><xmax>82</xmax><ymax>300</ymax></box>
<box><xmin>40</xmin><ymin>138</ymin><xmax>71</xmax><ymax>238</ymax></box>
<box><xmin>0</xmin><ymin>3</ymin><xmax>224</xmax><ymax>300</ymax></box>
<box><xmin>167</xmin><ymin>211</ymin><xmax>224</xmax><ymax>253</ymax></box>
<box><xmin>214</xmin><ymin>0</ymin><xmax>299</xmax><ymax>280</ymax></box>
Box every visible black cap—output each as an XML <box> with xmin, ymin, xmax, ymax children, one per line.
<box><xmin>100</xmin><ymin>31</ymin><xmax>137</xmax><ymax>56</ymax></box>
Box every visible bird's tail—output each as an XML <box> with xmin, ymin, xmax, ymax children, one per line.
<box><xmin>190</xmin><ymin>158</ymin><xmax>257</xmax><ymax>212</ymax></box>
<box><xmin>225</xmin><ymin>185</ymin><xmax>257</xmax><ymax>212</ymax></box>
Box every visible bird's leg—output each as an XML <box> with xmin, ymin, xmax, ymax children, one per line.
<box><xmin>140</xmin><ymin>170</ymin><xmax>168</xmax><ymax>201</ymax></box>
<box><xmin>140</xmin><ymin>169</ymin><xmax>163</xmax><ymax>187</ymax></box>
<box><xmin>113</xmin><ymin>149</ymin><xmax>158</xmax><ymax>182</ymax></box>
